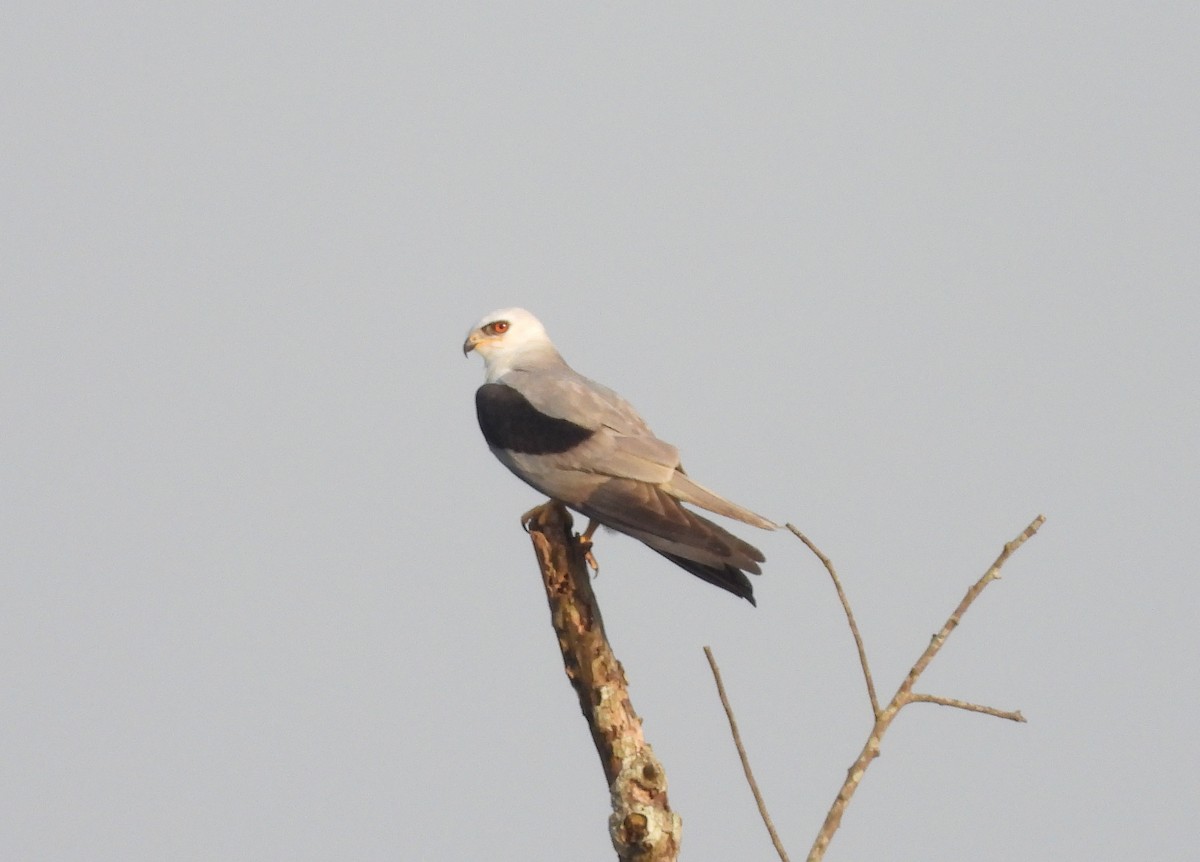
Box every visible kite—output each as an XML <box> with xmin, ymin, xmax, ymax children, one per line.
<box><xmin>463</xmin><ymin>307</ymin><xmax>775</xmax><ymax>604</ymax></box>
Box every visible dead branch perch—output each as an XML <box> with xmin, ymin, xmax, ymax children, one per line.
<box><xmin>524</xmin><ymin>502</ymin><xmax>681</xmax><ymax>862</ymax></box>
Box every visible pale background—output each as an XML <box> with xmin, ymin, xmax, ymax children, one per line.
<box><xmin>4</xmin><ymin>4</ymin><xmax>1197</xmax><ymax>860</ymax></box>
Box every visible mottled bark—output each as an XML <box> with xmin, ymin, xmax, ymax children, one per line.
<box><xmin>524</xmin><ymin>502</ymin><xmax>681</xmax><ymax>862</ymax></box>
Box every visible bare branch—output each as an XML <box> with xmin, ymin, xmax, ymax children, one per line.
<box><xmin>786</xmin><ymin>524</ymin><xmax>880</xmax><ymax>718</ymax></box>
<box><xmin>898</xmin><ymin>515</ymin><xmax>1046</xmax><ymax>692</ymax></box>
<box><xmin>524</xmin><ymin>502</ymin><xmax>681</xmax><ymax>862</ymax></box>
<box><xmin>806</xmin><ymin>514</ymin><xmax>1045</xmax><ymax>862</ymax></box>
<box><xmin>704</xmin><ymin>647</ymin><xmax>790</xmax><ymax>862</ymax></box>
<box><xmin>909</xmin><ymin>693</ymin><xmax>1026</xmax><ymax>723</ymax></box>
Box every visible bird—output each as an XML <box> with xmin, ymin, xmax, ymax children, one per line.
<box><xmin>463</xmin><ymin>307</ymin><xmax>776</xmax><ymax>604</ymax></box>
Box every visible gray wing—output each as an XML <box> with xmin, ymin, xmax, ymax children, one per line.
<box><xmin>482</xmin><ymin>365</ymin><xmax>775</xmax><ymax>601</ymax></box>
<box><xmin>496</xmin><ymin>366</ymin><xmax>776</xmax><ymax>528</ymax></box>
<box><xmin>498</xmin><ymin>366</ymin><xmax>681</xmax><ymax>484</ymax></box>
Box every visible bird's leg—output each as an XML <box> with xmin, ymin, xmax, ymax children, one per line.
<box><xmin>520</xmin><ymin>501</ymin><xmax>553</xmax><ymax>532</ymax></box>
<box><xmin>578</xmin><ymin>519</ymin><xmax>600</xmax><ymax>574</ymax></box>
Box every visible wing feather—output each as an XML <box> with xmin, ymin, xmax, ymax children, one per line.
<box><xmin>485</xmin><ymin>356</ymin><xmax>771</xmax><ymax>604</ymax></box>
<box><xmin>576</xmin><ymin>479</ymin><xmax>765</xmax><ymax>574</ymax></box>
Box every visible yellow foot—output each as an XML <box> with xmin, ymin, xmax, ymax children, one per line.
<box><xmin>578</xmin><ymin>518</ymin><xmax>601</xmax><ymax>574</ymax></box>
<box><xmin>578</xmin><ymin>535</ymin><xmax>600</xmax><ymax>575</ymax></box>
<box><xmin>522</xmin><ymin>501</ymin><xmax>576</xmax><ymax>533</ymax></box>
<box><xmin>520</xmin><ymin>506</ymin><xmax>540</xmax><ymax>531</ymax></box>
<box><xmin>521</xmin><ymin>502</ymin><xmax>556</xmax><ymax>531</ymax></box>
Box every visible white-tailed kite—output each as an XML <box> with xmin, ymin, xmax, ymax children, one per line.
<box><xmin>463</xmin><ymin>307</ymin><xmax>775</xmax><ymax>604</ymax></box>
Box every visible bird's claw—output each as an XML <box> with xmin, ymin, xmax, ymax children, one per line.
<box><xmin>577</xmin><ymin>534</ymin><xmax>600</xmax><ymax>575</ymax></box>
<box><xmin>520</xmin><ymin>503</ymin><xmax>549</xmax><ymax>532</ymax></box>
<box><xmin>577</xmin><ymin>518</ymin><xmax>601</xmax><ymax>575</ymax></box>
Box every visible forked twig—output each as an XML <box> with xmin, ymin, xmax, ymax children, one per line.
<box><xmin>805</xmin><ymin>514</ymin><xmax>1044</xmax><ymax>861</ymax></box>
<box><xmin>705</xmin><ymin>515</ymin><xmax>1044</xmax><ymax>862</ymax></box>
<box><xmin>704</xmin><ymin>647</ymin><xmax>790</xmax><ymax>862</ymax></box>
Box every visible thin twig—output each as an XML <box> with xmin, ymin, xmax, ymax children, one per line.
<box><xmin>806</xmin><ymin>514</ymin><xmax>1045</xmax><ymax>862</ymax></box>
<box><xmin>900</xmin><ymin>515</ymin><xmax>1045</xmax><ymax>690</ymax></box>
<box><xmin>786</xmin><ymin>524</ymin><xmax>880</xmax><ymax>718</ymax></box>
<box><xmin>704</xmin><ymin>647</ymin><xmax>790</xmax><ymax>862</ymax></box>
<box><xmin>909</xmin><ymin>693</ymin><xmax>1026</xmax><ymax>723</ymax></box>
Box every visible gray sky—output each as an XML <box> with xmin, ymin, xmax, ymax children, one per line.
<box><xmin>4</xmin><ymin>4</ymin><xmax>1197</xmax><ymax>860</ymax></box>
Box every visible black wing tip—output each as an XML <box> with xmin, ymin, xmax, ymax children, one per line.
<box><xmin>652</xmin><ymin>550</ymin><xmax>759</xmax><ymax>606</ymax></box>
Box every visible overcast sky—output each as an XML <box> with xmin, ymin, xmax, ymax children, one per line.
<box><xmin>4</xmin><ymin>4</ymin><xmax>1197</xmax><ymax>860</ymax></box>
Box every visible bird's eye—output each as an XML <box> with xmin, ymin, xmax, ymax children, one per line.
<box><xmin>484</xmin><ymin>321</ymin><xmax>509</xmax><ymax>336</ymax></box>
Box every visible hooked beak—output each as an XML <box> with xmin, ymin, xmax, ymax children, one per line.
<box><xmin>462</xmin><ymin>330</ymin><xmax>483</xmax><ymax>356</ymax></box>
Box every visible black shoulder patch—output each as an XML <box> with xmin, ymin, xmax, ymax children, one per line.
<box><xmin>475</xmin><ymin>383</ymin><xmax>595</xmax><ymax>455</ymax></box>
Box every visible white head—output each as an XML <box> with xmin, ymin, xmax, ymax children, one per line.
<box><xmin>462</xmin><ymin>307</ymin><xmax>559</xmax><ymax>381</ymax></box>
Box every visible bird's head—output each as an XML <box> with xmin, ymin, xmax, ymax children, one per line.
<box><xmin>463</xmin><ymin>308</ymin><xmax>554</xmax><ymax>380</ymax></box>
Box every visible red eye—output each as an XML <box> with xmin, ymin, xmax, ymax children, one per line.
<box><xmin>485</xmin><ymin>321</ymin><xmax>509</xmax><ymax>335</ymax></box>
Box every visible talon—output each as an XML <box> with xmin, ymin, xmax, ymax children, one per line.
<box><xmin>578</xmin><ymin>519</ymin><xmax>601</xmax><ymax>574</ymax></box>
<box><xmin>520</xmin><ymin>501</ymin><xmax>553</xmax><ymax>531</ymax></box>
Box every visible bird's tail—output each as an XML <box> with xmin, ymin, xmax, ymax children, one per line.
<box><xmin>651</xmin><ymin>550</ymin><xmax>757</xmax><ymax>605</ymax></box>
<box><xmin>666</xmin><ymin>473</ymin><xmax>777</xmax><ymax>530</ymax></box>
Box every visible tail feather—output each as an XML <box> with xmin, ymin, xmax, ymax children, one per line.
<box><xmin>574</xmin><ymin>476</ymin><xmax>769</xmax><ymax>605</ymax></box>
<box><xmin>651</xmin><ymin>549</ymin><xmax>757</xmax><ymax>605</ymax></box>
<box><xmin>666</xmin><ymin>472</ymin><xmax>777</xmax><ymax>530</ymax></box>
<box><xmin>581</xmin><ymin>480</ymin><xmax>764</xmax><ymax>571</ymax></box>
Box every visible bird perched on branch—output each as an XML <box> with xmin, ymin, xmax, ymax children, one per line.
<box><xmin>463</xmin><ymin>307</ymin><xmax>775</xmax><ymax>604</ymax></box>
